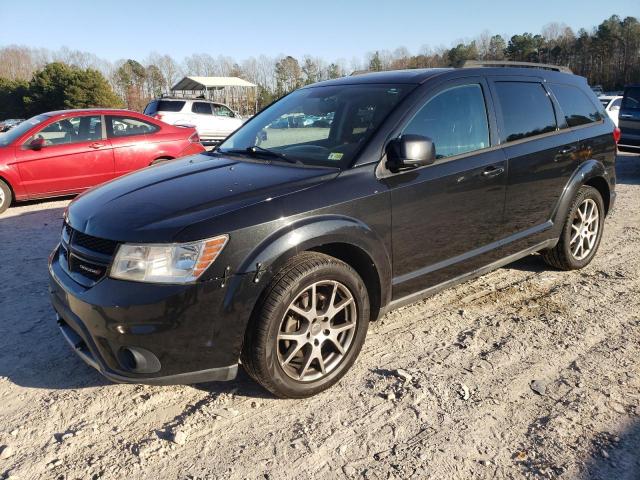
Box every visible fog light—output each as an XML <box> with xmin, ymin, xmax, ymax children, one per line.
<box><xmin>117</xmin><ymin>347</ymin><xmax>161</xmax><ymax>374</ymax></box>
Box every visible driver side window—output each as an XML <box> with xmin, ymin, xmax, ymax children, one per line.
<box><xmin>404</xmin><ymin>84</ymin><xmax>490</xmax><ymax>159</ymax></box>
<box><xmin>29</xmin><ymin>115</ymin><xmax>102</xmax><ymax>146</ymax></box>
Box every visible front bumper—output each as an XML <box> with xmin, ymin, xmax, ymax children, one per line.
<box><xmin>48</xmin><ymin>245</ymin><xmax>255</xmax><ymax>385</ymax></box>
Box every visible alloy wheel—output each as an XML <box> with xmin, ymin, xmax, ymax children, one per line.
<box><xmin>276</xmin><ymin>280</ymin><xmax>357</xmax><ymax>382</ymax></box>
<box><xmin>570</xmin><ymin>198</ymin><xmax>599</xmax><ymax>260</ymax></box>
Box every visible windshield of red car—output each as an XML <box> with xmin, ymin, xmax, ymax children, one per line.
<box><xmin>0</xmin><ymin>114</ymin><xmax>49</xmax><ymax>147</ymax></box>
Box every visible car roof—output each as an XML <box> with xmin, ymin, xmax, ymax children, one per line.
<box><xmin>307</xmin><ymin>67</ymin><xmax>586</xmax><ymax>88</ymax></box>
<box><xmin>44</xmin><ymin>108</ymin><xmax>143</xmax><ymax>117</ymax></box>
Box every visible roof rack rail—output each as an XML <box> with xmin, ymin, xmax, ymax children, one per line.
<box><xmin>462</xmin><ymin>60</ymin><xmax>572</xmax><ymax>74</ymax></box>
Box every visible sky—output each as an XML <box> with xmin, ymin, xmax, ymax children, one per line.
<box><xmin>0</xmin><ymin>0</ymin><xmax>638</xmax><ymax>62</ymax></box>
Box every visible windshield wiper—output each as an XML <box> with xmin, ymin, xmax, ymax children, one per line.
<box><xmin>220</xmin><ymin>146</ymin><xmax>301</xmax><ymax>165</ymax></box>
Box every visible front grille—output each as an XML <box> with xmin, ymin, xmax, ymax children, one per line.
<box><xmin>60</xmin><ymin>223</ymin><xmax>119</xmax><ymax>285</ymax></box>
<box><xmin>73</xmin><ymin>230</ymin><xmax>118</xmax><ymax>256</ymax></box>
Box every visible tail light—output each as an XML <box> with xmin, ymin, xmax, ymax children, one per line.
<box><xmin>189</xmin><ymin>131</ymin><xmax>200</xmax><ymax>144</ymax></box>
<box><xmin>154</xmin><ymin>113</ymin><xmax>164</xmax><ymax>121</ymax></box>
<box><xmin>613</xmin><ymin>127</ymin><xmax>621</xmax><ymax>144</ymax></box>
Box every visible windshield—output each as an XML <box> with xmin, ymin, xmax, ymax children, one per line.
<box><xmin>0</xmin><ymin>114</ymin><xmax>49</xmax><ymax>147</ymax></box>
<box><xmin>218</xmin><ymin>84</ymin><xmax>412</xmax><ymax>168</ymax></box>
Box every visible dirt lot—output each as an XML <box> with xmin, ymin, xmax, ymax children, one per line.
<box><xmin>0</xmin><ymin>153</ymin><xmax>639</xmax><ymax>480</ymax></box>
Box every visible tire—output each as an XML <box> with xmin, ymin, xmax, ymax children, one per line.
<box><xmin>241</xmin><ymin>252</ymin><xmax>370</xmax><ymax>398</ymax></box>
<box><xmin>542</xmin><ymin>185</ymin><xmax>605</xmax><ymax>270</ymax></box>
<box><xmin>0</xmin><ymin>179</ymin><xmax>12</xmax><ymax>214</ymax></box>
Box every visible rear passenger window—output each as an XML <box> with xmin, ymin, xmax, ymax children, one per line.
<box><xmin>548</xmin><ymin>84</ymin><xmax>603</xmax><ymax>127</ymax></box>
<box><xmin>192</xmin><ymin>102</ymin><xmax>212</xmax><ymax>114</ymax></box>
<box><xmin>403</xmin><ymin>84</ymin><xmax>490</xmax><ymax>159</ymax></box>
<box><xmin>494</xmin><ymin>82</ymin><xmax>556</xmax><ymax>143</ymax></box>
<box><xmin>107</xmin><ymin>116</ymin><xmax>159</xmax><ymax>138</ymax></box>
<box><xmin>156</xmin><ymin>100</ymin><xmax>185</xmax><ymax>112</ymax></box>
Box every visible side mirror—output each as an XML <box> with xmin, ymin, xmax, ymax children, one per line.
<box><xmin>29</xmin><ymin>137</ymin><xmax>46</xmax><ymax>151</ymax></box>
<box><xmin>386</xmin><ymin>134</ymin><xmax>435</xmax><ymax>172</ymax></box>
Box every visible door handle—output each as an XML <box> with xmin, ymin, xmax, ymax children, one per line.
<box><xmin>481</xmin><ymin>166</ymin><xmax>505</xmax><ymax>178</ymax></box>
<box><xmin>558</xmin><ymin>145</ymin><xmax>577</xmax><ymax>155</ymax></box>
<box><xmin>89</xmin><ymin>142</ymin><xmax>105</xmax><ymax>149</ymax></box>
<box><xmin>619</xmin><ymin>114</ymin><xmax>633</xmax><ymax>119</ymax></box>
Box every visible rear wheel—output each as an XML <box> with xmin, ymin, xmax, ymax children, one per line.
<box><xmin>542</xmin><ymin>185</ymin><xmax>605</xmax><ymax>270</ymax></box>
<box><xmin>0</xmin><ymin>180</ymin><xmax>12</xmax><ymax>214</ymax></box>
<box><xmin>242</xmin><ymin>252</ymin><xmax>370</xmax><ymax>398</ymax></box>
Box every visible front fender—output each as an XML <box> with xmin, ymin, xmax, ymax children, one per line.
<box><xmin>551</xmin><ymin>159</ymin><xmax>609</xmax><ymax>233</ymax></box>
<box><xmin>0</xmin><ymin>152</ymin><xmax>27</xmax><ymax>200</ymax></box>
<box><xmin>238</xmin><ymin>214</ymin><xmax>390</xmax><ymax>281</ymax></box>
<box><xmin>214</xmin><ymin>215</ymin><xmax>391</xmax><ymax>360</ymax></box>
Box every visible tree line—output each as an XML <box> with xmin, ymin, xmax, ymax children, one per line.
<box><xmin>0</xmin><ymin>15</ymin><xmax>638</xmax><ymax>120</ymax></box>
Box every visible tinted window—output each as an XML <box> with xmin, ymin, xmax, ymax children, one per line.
<box><xmin>404</xmin><ymin>84</ymin><xmax>490</xmax><ymax>159</ymax></box>
<box><xmin>156</xmin><ymin>100</ymin><xmax>185</xmax><ymax>112</ymax></box>
<box><xmin>143</xmin><ymin>101</ymin><xmax>158</xmax><ymax>115</ymax></box>
<box><xmin>494</xmin><ymin>82</ymin><xmax>556</xmax><ymax>142</ymax></box>
<box><xmin>192</xmin><ymin>102</ymin><xmax>212</xmax><ymax>114</ymax></box>
<box><xmin>30</xmin><ymin>115</ymin><xmax>102</xmax><ymax>145</ymax></box>
<box><xmin>549</xmin><ymin>84</ymin><xmax>602</xmax><ymax>127</ymax></box>
<box><xmin>213</xmin><ymin>104</ymin><xmax>235</xmax><ymax>117</ymax></box>
<box><xmin>611</xmin><ymin>98</ymin><xmax>622</xmax><ymax>109</ymax></box>
<box><xmin>622</xmin><ymin>87</ymin><xmax>640</xmax><ymax>109</ymax></box>
<box><xmin>107</xmin><ymin>116</ymin><xmax>158</xmax><ymax>138</ymax></box>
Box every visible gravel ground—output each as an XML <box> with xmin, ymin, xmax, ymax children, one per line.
<box><xmin>0</xmin><ymin>153</ymin><xmax>639</xmax><ymax>480</ymax></box>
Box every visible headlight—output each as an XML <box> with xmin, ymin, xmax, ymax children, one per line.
<box><xmin>110</xmin><ymin>235</ymin><xmax>228</xmax><ymax>284</ymax></box>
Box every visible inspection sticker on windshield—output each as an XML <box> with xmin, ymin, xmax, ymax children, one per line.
<box><xmin>328</xmin><ymin>152</ymin><xmax>343</xmax><ymax>161</ymax></box>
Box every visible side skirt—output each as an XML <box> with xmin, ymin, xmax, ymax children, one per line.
<box><xmin>379</xmin><ymin>238</ymin><xmax>557</xmax><ymax>316</ymax></box>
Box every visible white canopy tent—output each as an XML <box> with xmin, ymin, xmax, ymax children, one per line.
<box><xmin>170</xmin><ymin>76</ymin><xmax>258</xmax><ymax>115</ymax></box>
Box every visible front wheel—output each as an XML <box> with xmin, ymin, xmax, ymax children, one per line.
<box><xmin>0</xmin><ymin>179</ymin><xmax>12</xmax><ymax>214</ymax></box>
<box><xmin>241</xmin><ymin>252</ymin><xmax>370</xmax><ymax>398</ymax></box>
<box><xmin>542</xmin><ymin>185</ymin><xmax>605</xmax><ymax>270</ymax></box>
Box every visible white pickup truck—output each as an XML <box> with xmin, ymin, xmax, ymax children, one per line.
<box><xmin>144</xmin><ymin>98</ymin><xmax>244</xmax><ymax>144</ymax></box>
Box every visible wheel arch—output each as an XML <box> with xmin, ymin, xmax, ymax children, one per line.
<box><xmin>232</xmin><ymin>215</ymin><xmax>391</xmax><ymax>323</ymax></box>
<box><xmin>583</xmin><ymin>175</ymin><xmax>610</xmax><ymax>215</ymax></box>
<box><xmin>552</xmin><ymin>159</ymin><xmax>611</xmax><ymax>231</ymax></box>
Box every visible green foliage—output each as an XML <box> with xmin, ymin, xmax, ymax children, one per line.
<box><xmin>22</xmin><ymin>62</ymin><xmax>121</xmax><ymax>116</ymax></box>
<box><xmin>275</xmin><ymin>56</ymin><xmax>302</xmax><ymax>96</ymax></box>
<box><xmin>368</xmin><ymin>51</ymin><xmax>383</xmax><ymax>72</ymax></box>
<box><xmin>0</xmin><ymin>78</ymin><xmax>28</xmax><ymax>119</ymax></box>
<box><xmin>447</xmin><ymin>42</ymin><xmax>479</xmax><ymax>66</ymax></box>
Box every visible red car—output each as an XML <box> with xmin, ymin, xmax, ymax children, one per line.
<box><xmin>0</xmin><ymin>109</ymin><xmax>205</xmax><ymax>213</ymax></box>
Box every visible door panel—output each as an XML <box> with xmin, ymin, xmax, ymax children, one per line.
<box><xmin>387</xmin><ymin>149</ymin><xmax>507</xmax><ymax>299</ymax></box>
<box><xmin>15</xmin><ymin>115</ymin><xmax>114</xmax><ymax>196</ymax></box>
<box><xmin>489</xmin><ymin>78</ymin><xmax>578</xmax><ymax>237</ymax></box>
<box><xmin>106</xmin><ymin>115</ymin><xmax>159</xmax><ymax>176</ymax></box>
<box><xmin>501</xmin><ymin>133</ymin><xmax>578</xmax><ymax>236</ymax></box>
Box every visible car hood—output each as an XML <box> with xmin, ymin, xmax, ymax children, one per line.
<box><xmin>67</xmin><ymin>154</ymin><xmax>339</xmax><ymax>243</ymax></box>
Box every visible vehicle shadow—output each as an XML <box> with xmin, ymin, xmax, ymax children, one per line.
<box><xmin>616</xmin><ymin>152</ymin><xmax>640</xmax><ymax>185</ymax></box>
<box><xmin>194</xmin><ymin>368</ymin><xmax>274</xmax><ymax>399</ymax></box>
<box><xmin>581</xmin><ymin>420</ymin><xmax>640</xmax><ymax>479</ymax></box>
<box><xmin>502</xmin><ymin>253</ymin><xmax>549</xmax><ymax>273</ymax></box>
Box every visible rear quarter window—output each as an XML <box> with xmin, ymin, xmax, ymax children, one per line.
<box><xmin>548</xmin><ymin>84</ymin><xmax>603</xmax><ymax>127</ymax></box>
<box><xmin>156</xmin><ymin>100</ymin><xmax>186</xmax><ymax>112</ymax></box>
<box><xmin>622</xmin><ymin>87</ymin><xmax>640</xmax><ymax>110</ymax></box>
<box><xmin>493</xmin><ymin>82</ymin><xmax>557</xmax><ymax>143</ymax></box>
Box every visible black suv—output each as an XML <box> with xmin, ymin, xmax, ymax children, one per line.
<box><xmin>49</xmin><ymin>63</ymin><xmax>618</xmax><ymax>398</ymax></box>
<box><xmin>619</xmin><ymin>83</ymin><xmax>640</xmax><ymax>150</ymax></box>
